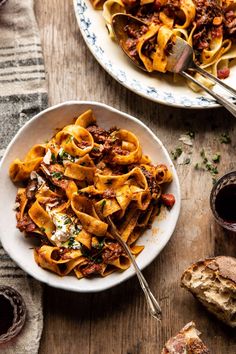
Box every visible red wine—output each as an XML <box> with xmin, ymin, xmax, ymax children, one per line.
<box><xmin>0</xmin><ymin>294</ymin><xmax>14</xmax><ymax>335</ymax></box>
<box><xmin>215</xmin><ymin>184</ymin><xmax>236</xmax><ymax>223</ymax></box>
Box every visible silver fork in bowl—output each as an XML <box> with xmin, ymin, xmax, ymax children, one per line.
<box><xmin>107</xmin><ymin>216</ymin><xmax>162</xmax><ymax>321</ymax></box>
<box><xmin>112</xmin><ymin>14</ymin><xmax>236</xmax><ymax>117</ymax></box>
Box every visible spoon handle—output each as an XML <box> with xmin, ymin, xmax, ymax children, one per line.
<box><xmin>107</xmin><ymin>216</ymin><xmax>162</xmax><ymax>321</ymax></box>
<box><xmin>181</xmin><ymin>70</ymin><xmax>236</xmax><ymax>118</ymax></box>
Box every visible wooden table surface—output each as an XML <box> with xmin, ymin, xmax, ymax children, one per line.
<box><xmin>35</xmin><ymin>1</ymin><xmax>236</xmax><ymax>353</ymax></box>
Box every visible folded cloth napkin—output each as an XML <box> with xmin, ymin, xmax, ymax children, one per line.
<box><xmin>0</xmin><ymin>0</ymin><xmax>47</xmax><ymax>353</ymax></box>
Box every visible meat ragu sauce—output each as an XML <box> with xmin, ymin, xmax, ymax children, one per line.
<box><xmin>10</xmin><ymin>110</ymin><xmax>175</xmax><ymax>279</ymax></box>
<box><xmin>121</xmin><ymin>0</ymin><xmax>236</xmax><ymax>78</ymax></box>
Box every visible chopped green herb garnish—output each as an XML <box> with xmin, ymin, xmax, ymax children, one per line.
<box><xmin>205</xmin><ymin>162</ymin><xmax>212</xmax><ymax>171</ymax></box>
<box><xmin>51</xmin><ymin>153</ymin><xmax>57</xmax><ymax>163</ymax></box>
<box><xmin>200</xmin><ymin>148</ymin><xmax>206</xmax><ymax>159</ymax></box>
<box><xmin>195</xmin><ymin>149</ymin><xmax>219</xmax><ymax>179</ymax></box>
<box><xmin>211</xmin><ymin>166</ymin><xmax>218</xmax><ymax>175</ymax></box>
<box><xmin>184</xmin><ymin>158</ymin><xmax>191</xmax><ymax>165</ymax></box>
<box><xmin>186</xmin><ymin>131</ymin><xmax>195</xmax><ymax>139</ymax></box>
<box><xmin>74</xmin><ymin>225</ymin><xmax>82</xmax><ymax>234</ymax></box>
<box><xmin>171</xmin><ymin>147</ymin><xmax>182</xmax><ymax>160</ymax></box>
<box><xmin>40</xmin><ymin>227</ymin><xmax>46</xmax><ymax>233</ymax></box>
<box><xmin>64</xmin><ymin>218</ymin><xmax>71</xmax><ymax>225</ymax></box>
<box><xmin>68</xmin><ymin>237</ymin><xmax>75</xmax><ymax>248</ymax></box>
<box><xmin>205</xmin><ymin>162</ymin><xmax>218</xmax><ymax>175</ymax></box>
<box><xmin>51</xmin><ymin>171</ymin><xmax>63</xmax><ymax>180</ymax></box>
<box><xmin>220</xmin><ymin>133</ymin><xmax>231</xmax><ymax>144</ymax></box>
<box><xmin>66</xmin><ymin>136</ymin><xmax>73</xmax><ymax>144</ymax></box>
<box><xmin>212</xmin><ymin>153</ymin><xmax>221</xmax><ymax>163</ymax></box>
<box><xmin>92</xmin><ymin>147</ymin><xmax>100</xmax><ymax>152</ymax></box>
<box><xmin>94</xmin><ymin>238</ymin><xmax>105</xmax><ymax>250</ymax></box>
<box><xmin>100</xmin><ymin>200</ymin><xmax>106</xmax><ymax>212</ymax></box>
<box><xmin>200</xmin><ymin>148</ymin><xmax>208</xmax><ymax>163</ymax></box>
<box><xmin>58</xmin><ymin>149</ymin><xmax>65</xmax><ymax>157</ymax></box>
<box><xmin>57</xmin><ymin>225</ymin><xmax>62</xmax><ymax>229</ymax></box>
<box><xmin>212</xmin><ymin>177</ymin><xmax>217</xmax><ymax>185</ymax></box>
<box><xmin>58</xmin><ymin>149</ymin><xmax>75</xmax><ymax>162</ymax></box>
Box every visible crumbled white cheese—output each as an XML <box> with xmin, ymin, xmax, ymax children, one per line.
<box><xmin>30</xmin><ymin>171</ymin><xmax>37</xmax><ymax>180</ymax></box>
<box><xmin>40</xmin><ymin>164</ymin><xmax>51</xmax><ymax>176</ymax></box>
<box><xmin>13</xmin><ymin>202</ymin><xmax>20</xmax><ymax>211</ymax></box>
<box><xmin>29</xmin><ymin>184</ymin><xmax>37</xmax><ymax>191</ymax></box>
<box><xmin>45</xmin><ymin>201</ymin><xmax>59</xmax><ymax>213</ymax></box>
<box><xmin>43</xmin><ymin>149</ymin><xmax>52</xmax><ymax>165</ymax></box>
<box><xmin>58</xmin><ymin>148</ymin><xmax>74</xmax><ymax>162</ymax></box>
<box><xmin>179</xmin><ymin>134</ymin><xmax>193</xmax><ymax>146</ymax></box>
<box><xmin>177</xmin><ymin>152</ymin><xmax>191</xmax><ymax>165</ymax></box>
<box><xmin>50</xmin><ymin>212</ymin><xmax>81</xmax><ymax>247</ymax></box>
<box><xmin>30</xmin><ymin>171</ymin><xmax>45</xmax><ymax>187</ymax></box>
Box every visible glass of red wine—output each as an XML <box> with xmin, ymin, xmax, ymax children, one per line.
<box><xmin>210</xmin><ymin>171</ymin><xmax>236</xmax><ymax>232</ymax></box>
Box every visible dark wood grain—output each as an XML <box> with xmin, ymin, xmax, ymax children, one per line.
<box><xmin>35</xmin><ymin>0</ymin><xmax>236</xmax><ymax>352</ymax></box>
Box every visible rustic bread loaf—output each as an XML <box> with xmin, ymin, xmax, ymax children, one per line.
<box><xmin>181</xmin><ymin>256</ymin><xmax>236</xmax><ymax>327</ymax></box>
<box><xmin>161</xmin><ymin>321</ymin><xmax>210</xmax><ymax>354</ymax></box>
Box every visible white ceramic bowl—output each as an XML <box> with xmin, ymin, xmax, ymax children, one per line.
<box><xmin>0</xmin><ymin>101</ymin><xmax>181</xmax><ymax>292</ymax></box>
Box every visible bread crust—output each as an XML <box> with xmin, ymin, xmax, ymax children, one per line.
<box><xmin>161</xmin><ymin>321</ymin><xmax>210</xmax><ymax>354</ymax></box>
<box><xmin>181</xmin><ymin>256</ymin><xmax>236</xmax><ymax>327</ymax></box>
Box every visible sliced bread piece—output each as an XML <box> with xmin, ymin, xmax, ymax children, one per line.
<box><xmin>181</xmin><ymin>256</ymin><xmax>236</xmax><ymax>327</ymax></box>
<box><xmin>161</xmin><ymin>321</ymin><xmax>210</xmax><ymax>354</ymax></box>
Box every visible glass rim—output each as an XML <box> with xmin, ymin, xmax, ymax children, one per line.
<box><xmin>0</xmin><ymin>286</ymin><xmax>26</xmax><ymax>343</ymax></box>
<box><xmin>210</xmin><ymin>170</ymin><xmax>236</xmax><ymax>226</ymax></box>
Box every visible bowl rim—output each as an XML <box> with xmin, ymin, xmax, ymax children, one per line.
<box><xmin>0</xmin><ymin>100</ymin><xmax>181</xmax><ymax>292</ymax></box>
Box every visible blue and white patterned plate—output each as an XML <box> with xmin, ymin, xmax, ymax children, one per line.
<box><xmin>73</xmin><ymin>0</ymin><xmax>236</xmax><ymax>108</ymax></box>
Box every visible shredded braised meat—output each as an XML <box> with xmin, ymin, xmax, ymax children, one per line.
<box><xmin>26</xmin><ymin>180</ymin><xmax>38</xmax><ymax>200</ymax></box>
<box><xmin>80</xmin><ymin>262</ymin><xmax>103</xmax><ymax>277</ymax></box>
<box><xmin>87</xmin><ymin>125</ymin><xmax>108</xmax><ymax>143</ymax></box>
<box><xmin>224</xmin><ymin>9</ymin><xmax>236</xmax><ymax>36</ymax></box>
<box><xmin>102</xmin><ymin>243</ymin><xmax>124</xmax><ymax>263</ymax></box>
<box><xmin>16</xmin><ymin>215</ymin><xmax>36</xmax><ymax>233</ymax></box>
<box><xmin>102</xmin><ymin>189</ymin><xmax>116</xmax><ymax>199</ymax></box>
<box><xmin>141</xmin><ymin>166</ymin><xmax>160</xmax><ymax>198</ymax></box>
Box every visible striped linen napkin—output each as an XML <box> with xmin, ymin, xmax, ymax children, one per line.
<box><xmin>0</xmin><ymin>0</ymin><xmax>47</xmax><ymax>353</ymax></box>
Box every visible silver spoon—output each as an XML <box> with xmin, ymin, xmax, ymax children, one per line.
<box><xmin>107</xmin><ymin>215</ymin><xmax>162</xmax><ymax>321</ymax></box>
<box><xmin>112</xmin><ymin>13</ymin><xmax>236</xmax><ymax>117</ymax></box>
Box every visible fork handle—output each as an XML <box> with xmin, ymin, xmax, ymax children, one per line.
<box><xmin>118</xmin><ymin>236</ymin><xmax>162</xmax><ymax>321</ymax></box>
<box><xmin>108</xmin><ymin>217</ymin><xmax>162</xmax><ymax>320</ymax></box>
<box><xmin>181</xmin><ymin>71</ymin><xmax>236</xmax><ymax>118</ymax></box>
<box><xmin>193</xmin><ymin>64</ymin><xmax>236</xmax><ymax>98</ymax></box>
<box><xmin>129</xmin><ymin>254</ymin><xmax>162</xmax><ymax>321</ymax></box>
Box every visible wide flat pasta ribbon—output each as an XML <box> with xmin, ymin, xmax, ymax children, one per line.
<box><xmin>95</xmin><ymin>166</ymin><xmax>148</xmax><ymax>191</ymax></box>
<box><xmin>55</xmin><ymin>125</ymin><xmax>94</xmax><ymax>157</ymax></box>
<box><xmin>34</xmin><ymin>245</ymin><xmax>85</xmax><ymax>276</ymax></box>
<box><xmin>71</xmin><ymin>194</ymin><xmax>108</xmax><ymax>236</ymax></box>
<box><xmin>29</xmin><ymin>200</ymin><xmax>55</xmax><ymax>240</ymax></box>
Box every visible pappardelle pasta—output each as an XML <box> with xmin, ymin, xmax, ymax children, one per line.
<box><xmin>91</xmin><ymin>0</ymin><xmax>236</xmax><ymax>90</ymax></box>
<box><xmin>9</xmin><ymin>110</ymin><xmax>175</xmax><ymax>279</ymax></box>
